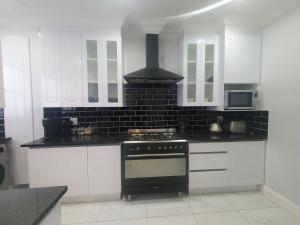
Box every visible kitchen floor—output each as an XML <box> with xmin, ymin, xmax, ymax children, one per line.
<box><xmin>61</xmin><ymin>192</ymin><xmax>300</xmax><ymax>225</ymax></box>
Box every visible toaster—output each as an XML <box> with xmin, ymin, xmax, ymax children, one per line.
<box><xmin>224</xmin><ymin>120</ymin><xmax>247</xmax><ymax>134</ymax></box>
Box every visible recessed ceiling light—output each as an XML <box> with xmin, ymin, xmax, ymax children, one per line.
<box><xmin>168</xmin><ymin>0</ymin><xmax>234</xmax><ymax>19</ymax></box>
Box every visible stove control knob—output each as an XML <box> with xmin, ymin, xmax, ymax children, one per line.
<box><xmin>175</xmin><ymin>146</ymin><xmax>177</xmax><ymax>149</ymax></box>
<box><xmin>147</xmin><ymin>146</ymin><xmax>151</xmax><ymax>150</ymax></box>
<box><xmin>164</xmin><ymin>146</ymin><xmax>167</xmax><ymax>150</ymax></box>
<box><xmin>179</xmin><ymin>145</ymin><xmax>183</xmax><ymax>149</ymax></box>
<box><xmin>169</xmin><ymin>146</ymin><xmax>172</xmax><ymax>149</ymax></box>
<box><xmin>158</xmin><ymin>146</ymin><xmax>162</xmax><ymax>150</ymax></box>
<box><xmin>136</xmin><ymin>147</ymin><xmax>140</xmax><ymax>151</ymax></box>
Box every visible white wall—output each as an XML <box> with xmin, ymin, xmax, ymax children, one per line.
<box><xmin>0</xmin><ymin>43</ymin><xmax>5</xmax><ymax>107</ymax></box>
<box><xmin>261</xmin><ymin>6</ymin><xmax>300</xmax><ymax>206</ymax></box>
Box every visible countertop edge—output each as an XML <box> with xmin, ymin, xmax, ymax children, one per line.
<box><xmin>32</xmin><ymin>186</ymin><xmax>68</xmax><ymax>225</ymax></box>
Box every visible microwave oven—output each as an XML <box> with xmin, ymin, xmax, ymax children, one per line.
<box><xmin>224</xmin><ymin>90</ymin><xmax>258</xmax><ymax>110</ymax></box>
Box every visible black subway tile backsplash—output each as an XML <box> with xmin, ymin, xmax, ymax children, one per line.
<box><xmin>0</xmin><ymin>108</ymin><xmax>5</xmax><ymax>138</ymax></box>
<box><xmin>44</xmin><ymin>84</ymin><xmax>269</xmax><ymax>137</ymax></box>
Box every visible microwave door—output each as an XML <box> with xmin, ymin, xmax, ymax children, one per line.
<box><xmin>228</xmin><ymin>92</ymin><xmax>254</xmax><ymax>109</ymax></box>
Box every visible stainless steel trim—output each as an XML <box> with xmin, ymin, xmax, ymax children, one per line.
<box><xmin>190</xmin><ymin>151</ymin><xmax>227</xmax><ymax>154</ymax></box>
<box><xmin>127</xmin><ymin>128</ymin><xmax>176</xmax><ymax>134</ymax></box>
<box><xmin>123</xmin><ymin>139</ymin><xmax>187</xmax><ymax>144</ymax></box>
<box><xmin>190</xmin><ymin>169</ymin><xmax>227</xmax><ymax>172</ymax></box>
<box><xmin>126</xmin><ymin>153</ymin><xmax>186</xmax><ymax>158</ymax></box>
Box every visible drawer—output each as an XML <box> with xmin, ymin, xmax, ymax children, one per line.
<box><xmin>189</xmin><ymin>170</ymin><xmax>229</xmax><ymax>189</ymax></box>
<box><xmin>189</xmin><ymin>143</ymin><xmax>227</xmax><ymax>153</ymax></box>
<box><xmin>189</xmin><ymin>152</ymin><xmax>228</xmax><ymax>171</ymax></box>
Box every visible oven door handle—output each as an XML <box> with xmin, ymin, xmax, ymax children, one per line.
<box><xmin>125</xmin><ymin>153</ymin><xmax>186</xmax><ymax>160</ymax></box>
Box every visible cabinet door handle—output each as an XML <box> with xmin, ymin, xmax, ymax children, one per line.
<box><xmin>190</xmin><ymin>169</ymin><xmax>227</xmax><ymax>172</ymax></box>
<box><xmin>190</xmin><ymin>151</ymin><xmax>227</xmax><ymax>155</ymax></box>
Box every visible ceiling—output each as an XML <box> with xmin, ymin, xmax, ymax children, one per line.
<box><xmin>0</xmin><ymin>0</ymin><xmax>299</xmax><ymax>28</ymax></box>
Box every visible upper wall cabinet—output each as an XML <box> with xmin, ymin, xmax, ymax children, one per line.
<box><xmin>35</xmin><ymin>32</ymin><xmax>122</xmax><ymax>108</ymax></box>
<box><xmin>41</xmin><ymin>35</ymin><xmax>63</xmax><ymax>107</ymax></box>
<box><xmin>0</xmin><ymin>43</ymin><xmax>5</xmax><ymax>108</ymax></box>
<box><xmin>224</xmin><ymin>33</ymin><xmax>261</xmax><ymax>84</ymax></box>
<box><xmin>82</xmin><ymin>37</ymin><xmax>122</xmax><ymax>107</ymax></box>
<box><xmin>61</xmin><ymin>35</ymin><xmax>84</xmax><ymax>107</ymax></box>
<box><xmin>178</xmin><ymin>39</ymin><xmax>219</xmax><ymax>107</ymax></box>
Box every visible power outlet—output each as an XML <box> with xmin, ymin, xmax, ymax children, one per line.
<box><xmin>70</xmin><ymin>117</ymin><xmax>78</xmax><ymax>126</ymax></box>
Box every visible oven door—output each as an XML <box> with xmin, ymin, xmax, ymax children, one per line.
<box><xmin>122</xmin><ymin>153</ymin><xmax>188</xmax><ymax>195</ymax></box>
<box><xmin>125</xmin><ymin>153</ymin><xmax>186</xmax><ymax>178</ymax></box>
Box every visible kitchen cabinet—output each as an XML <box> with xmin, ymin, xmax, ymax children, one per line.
<box><xmin>189</xmin><ymin>141</ymin><xmax>265</xmax><ymax>193</ymax></box>
<box><xmin>178</xmin><ymin>39</ymin><xmax>219</xmax><ymax>106</ymax></box>
<box><xmin>82</xmin><ymin>37</ymin><xmax>122</xmax><ymax>107</ymax></box>
<box><xmin>0</xmin><ymin>43</ymin><xmax>4</xmax><ymax>108</ymax></box>
<box><xmin>61</xmin><ymin>35</ymin><xmax>84</xmax><ymax>107</ymax></box>
<box><xmin>229</xmin><ymin>141</ymin><xmax>265</xmax><ymax>186</ymax></box>
<box><xmin>28</xmin><ymin>145</ymin><xmax>121</xmax><ymax>201</ymax></box>
<box><xmin>224</xmin><ymin>33</ymin><xmax>261</xmax><ymax>84</ymax></box>
<box><xmin>88</xmin><ymin>146</ymin><xmax>121</xmax><ymax>196</ymax></box>
<box><xmin>40</xmin><ymin>35</ymin><xmax>63</xmax><ymax>107</ymax></box>
<box><xmin>28</xmin><ymin>147</ymin><xmax>89</xmax><ymax>198</ymax></box>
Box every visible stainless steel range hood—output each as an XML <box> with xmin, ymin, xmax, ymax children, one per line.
<box><xmin>124</xmin><ymin>34</ymin><xmax>183</xmax><ymax>84</ymax></box>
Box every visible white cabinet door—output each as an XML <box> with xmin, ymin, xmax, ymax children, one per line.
<box><xmin>179</xmin><ymin>39</ymin><xmax>219</xmax><ymax>107</ymax></box>
<box><xmin>61</xmin><ymin>35</ymin><xmax>84</xmax><ymax>107</ymax></box>
<box><xmin>88</xmin><ymin>146</ymin><xmax>121</xmax><ymax>196</ymax></box>
<box><xmin>200</xmin><ymin>40</ymin><xmax>219</xmax><ymax>106</ymax></box>
<box><xmin>229</xmin><ymin>141</ymin><xmax>265</xmax><ymax>186</ymax></box>
<box><xmin>0</xmin><ymin>43</ymin><xmax>4</xmax><ymax>108</ymax></box>
<box><xmin>41</xmin><ymin>35</ymin><xmax>63</xmax><ymax>107</ymax></box>
<box><xmin>102</xmin><ymin>38</ymin><xmax>123</xmax><ymax>107</ymax></box>
<box><xmin>28</xmin><ymin>147</ymin><xmax>89</xmax><ymax>198</ymax></box>
<box><xmin>224</xmin><ymin>35</ymin><xmax>261</xmax><ymax>84</ymax></box>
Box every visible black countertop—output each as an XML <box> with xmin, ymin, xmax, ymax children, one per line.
<box><xmin>179</xmin><ymin>133</ymin><xmax>267</xmax><ymax>143</ymax></box>
<box><xmin>21</xmin><ymin>133</ymin><xmax>266</xmax><ymax>148</ymax></box>
<box><xmin>0</xmin><ymin>137</ymin><xmax>12</xmax><ymax>145</ymax></box>
<box><xmin>21</xmin><ymin>134</ymin><xmax>127</xmax><ymax>148</ymax></box>
<box><xmin>0</xmin><ymin>186</ymin><xmax>67</xmax><ymax>225</ymax></box>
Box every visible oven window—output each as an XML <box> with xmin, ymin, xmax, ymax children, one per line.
<box><xmin>125</xmin><ymin>158</ymin><xmax>186</xmax><ymax>178</ymax></box>
<box><xmin>228</xmin><ymin>92</ymin><xmax>253</xmax><ymax>107</ymax></box>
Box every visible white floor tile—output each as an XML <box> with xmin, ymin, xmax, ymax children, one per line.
<box><xmin>97</xmin><ymin>200</ymin><xmax>146</xmax><ymax>221</ymax></box>
<box><xmin>187</xmin><ymin>194</ymin><xmax>234</xmax><ymax>213</ymax></box>
<box><xmin>239</xmin><ymin>208</ymin><xmax>300</xmax><ymax>225</ymax></box>
<box><xmin>225</xmin><ymin>192</ymin><xmax>276</xmax><ymax>210</ymax></box>
<box><xmin>146</xmin><ymin>198</ymin><xmax>192</xmax><ymax>217</ymax></box>
<box><xmin>96</xmin><ymin>218</ymin><xmax>147</xmax><ymax>225</ymax></box>
<box><xmin>147</xmin><ymin>215</ymin><xmax>198</xmax><ymax>225</ymax></box>
<box><xmin>194</xmin><ymin>211</ymin><xmax>249</xmax><ymax>225</ymax></box>
<box><xmin>61</xmin><ymin>202</ymin><xmax>103</xmax><ymax>224</ymax></box>
<box><xmin>68</xmin><ymin>223</ymin><xmax>96</xmax><ymax>225</ymax></box>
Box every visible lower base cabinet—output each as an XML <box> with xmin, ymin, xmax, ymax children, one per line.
<box><xmin>189</xmin><ymin>141</ymin><xmax>265</xmax><ymax>192</ymax></box>
<box><xmin>28</xmin><ymin>145</ymin><xmax>121</xmax><ymax>200</ymax></box>
<box><xmin>88</xmin><ymin>146</ymin><xmax>121</xmax><ymax>196</ymax></box>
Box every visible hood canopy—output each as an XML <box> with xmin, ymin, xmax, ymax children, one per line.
<box><xmin>124</xmin><ymin>34</ymin><xmax>183</xmax><ymax>84</ymax></box>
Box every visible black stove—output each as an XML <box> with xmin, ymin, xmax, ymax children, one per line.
<box><xmin>124</xmin><ymin>128</ymin><xmax>186</xmax><ymax>143</ymax></box>
<box><xmin>121</xmin><ymin>128</ymin><xmax>188</xmax><ymax>200</ymax></box>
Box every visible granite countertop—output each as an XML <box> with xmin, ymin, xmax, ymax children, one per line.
<box><xmin>179</xmin><ymin>133</ymin><xmax>267</xmax><ymax>143</ymax></box>
<box><xmin>0</xmin><ymin>137</ymin><xmax>12</xmax><ymax>145</ymax></box>
<box><xmin>0</xmin><ymin>186</ymin><xmax>67</xmax><ymax>225</ymax></box>
<box><xmin>21</xmin><ymin>132</ymin><xmax>266</xmax><ymax>148</ymax></box>
<box><xmin>21</xmin><ymin>134</ymin><xmax>127</xmax><ymax>148</ymax></box>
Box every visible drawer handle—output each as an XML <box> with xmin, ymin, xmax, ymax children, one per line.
<box><xmin>190</xmin><ymin>169</ymin><xmax>227</xmax><ymax>172</ymax></box>
<box><xmin>190</xmin><ymin>151</ymin><xmax>227</xmax><ymax>155</ymax></box>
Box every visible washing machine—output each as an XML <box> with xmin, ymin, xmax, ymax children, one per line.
<box><xmin>0</xmin><ymin>144</ymin><xmax>8</xmax><ymax>189</ymax></box>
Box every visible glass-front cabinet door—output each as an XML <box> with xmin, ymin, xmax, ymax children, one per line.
<box><xmin>200</xmin><ymin>40</ymin><xmax>218</xmax><ymax>106</ymax></box>
<box><xmin>183</xmin><ymin>42</ymin><xmax>200</xmax><ymax>106</ymax></box>
<box><xmin>82</xmin><ymin>37</ymin><xmax>122</xmax><ymax>107</ymax></box>
<box><xmin>83</xmin><ymin>38</ymin><xmax>102</xmax><ymax>106</ymax></box>
<box><xmin>103</xmin><ymin>39</ymin><xmax>122</xmax><ymax>107</ymax></box>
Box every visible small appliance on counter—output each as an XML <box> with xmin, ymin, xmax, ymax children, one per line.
<box><xmin>209</xmin><ymin>121</ymin><xmax>222</xmax><ymax>133</ymax></box>
<box><xmin>224</xmin><ymin>90</ymin><xmax>258</xmax><ymax>110</ymax></box>
<box><xmin>224</xmin><ymin>120</ymin><xmax>247</xmax><ymax>134</ymax></box>
<box><xmin>43</xmin><ymin>118</ymin><xmax>72</xmax><ymax>139</ymax></box>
